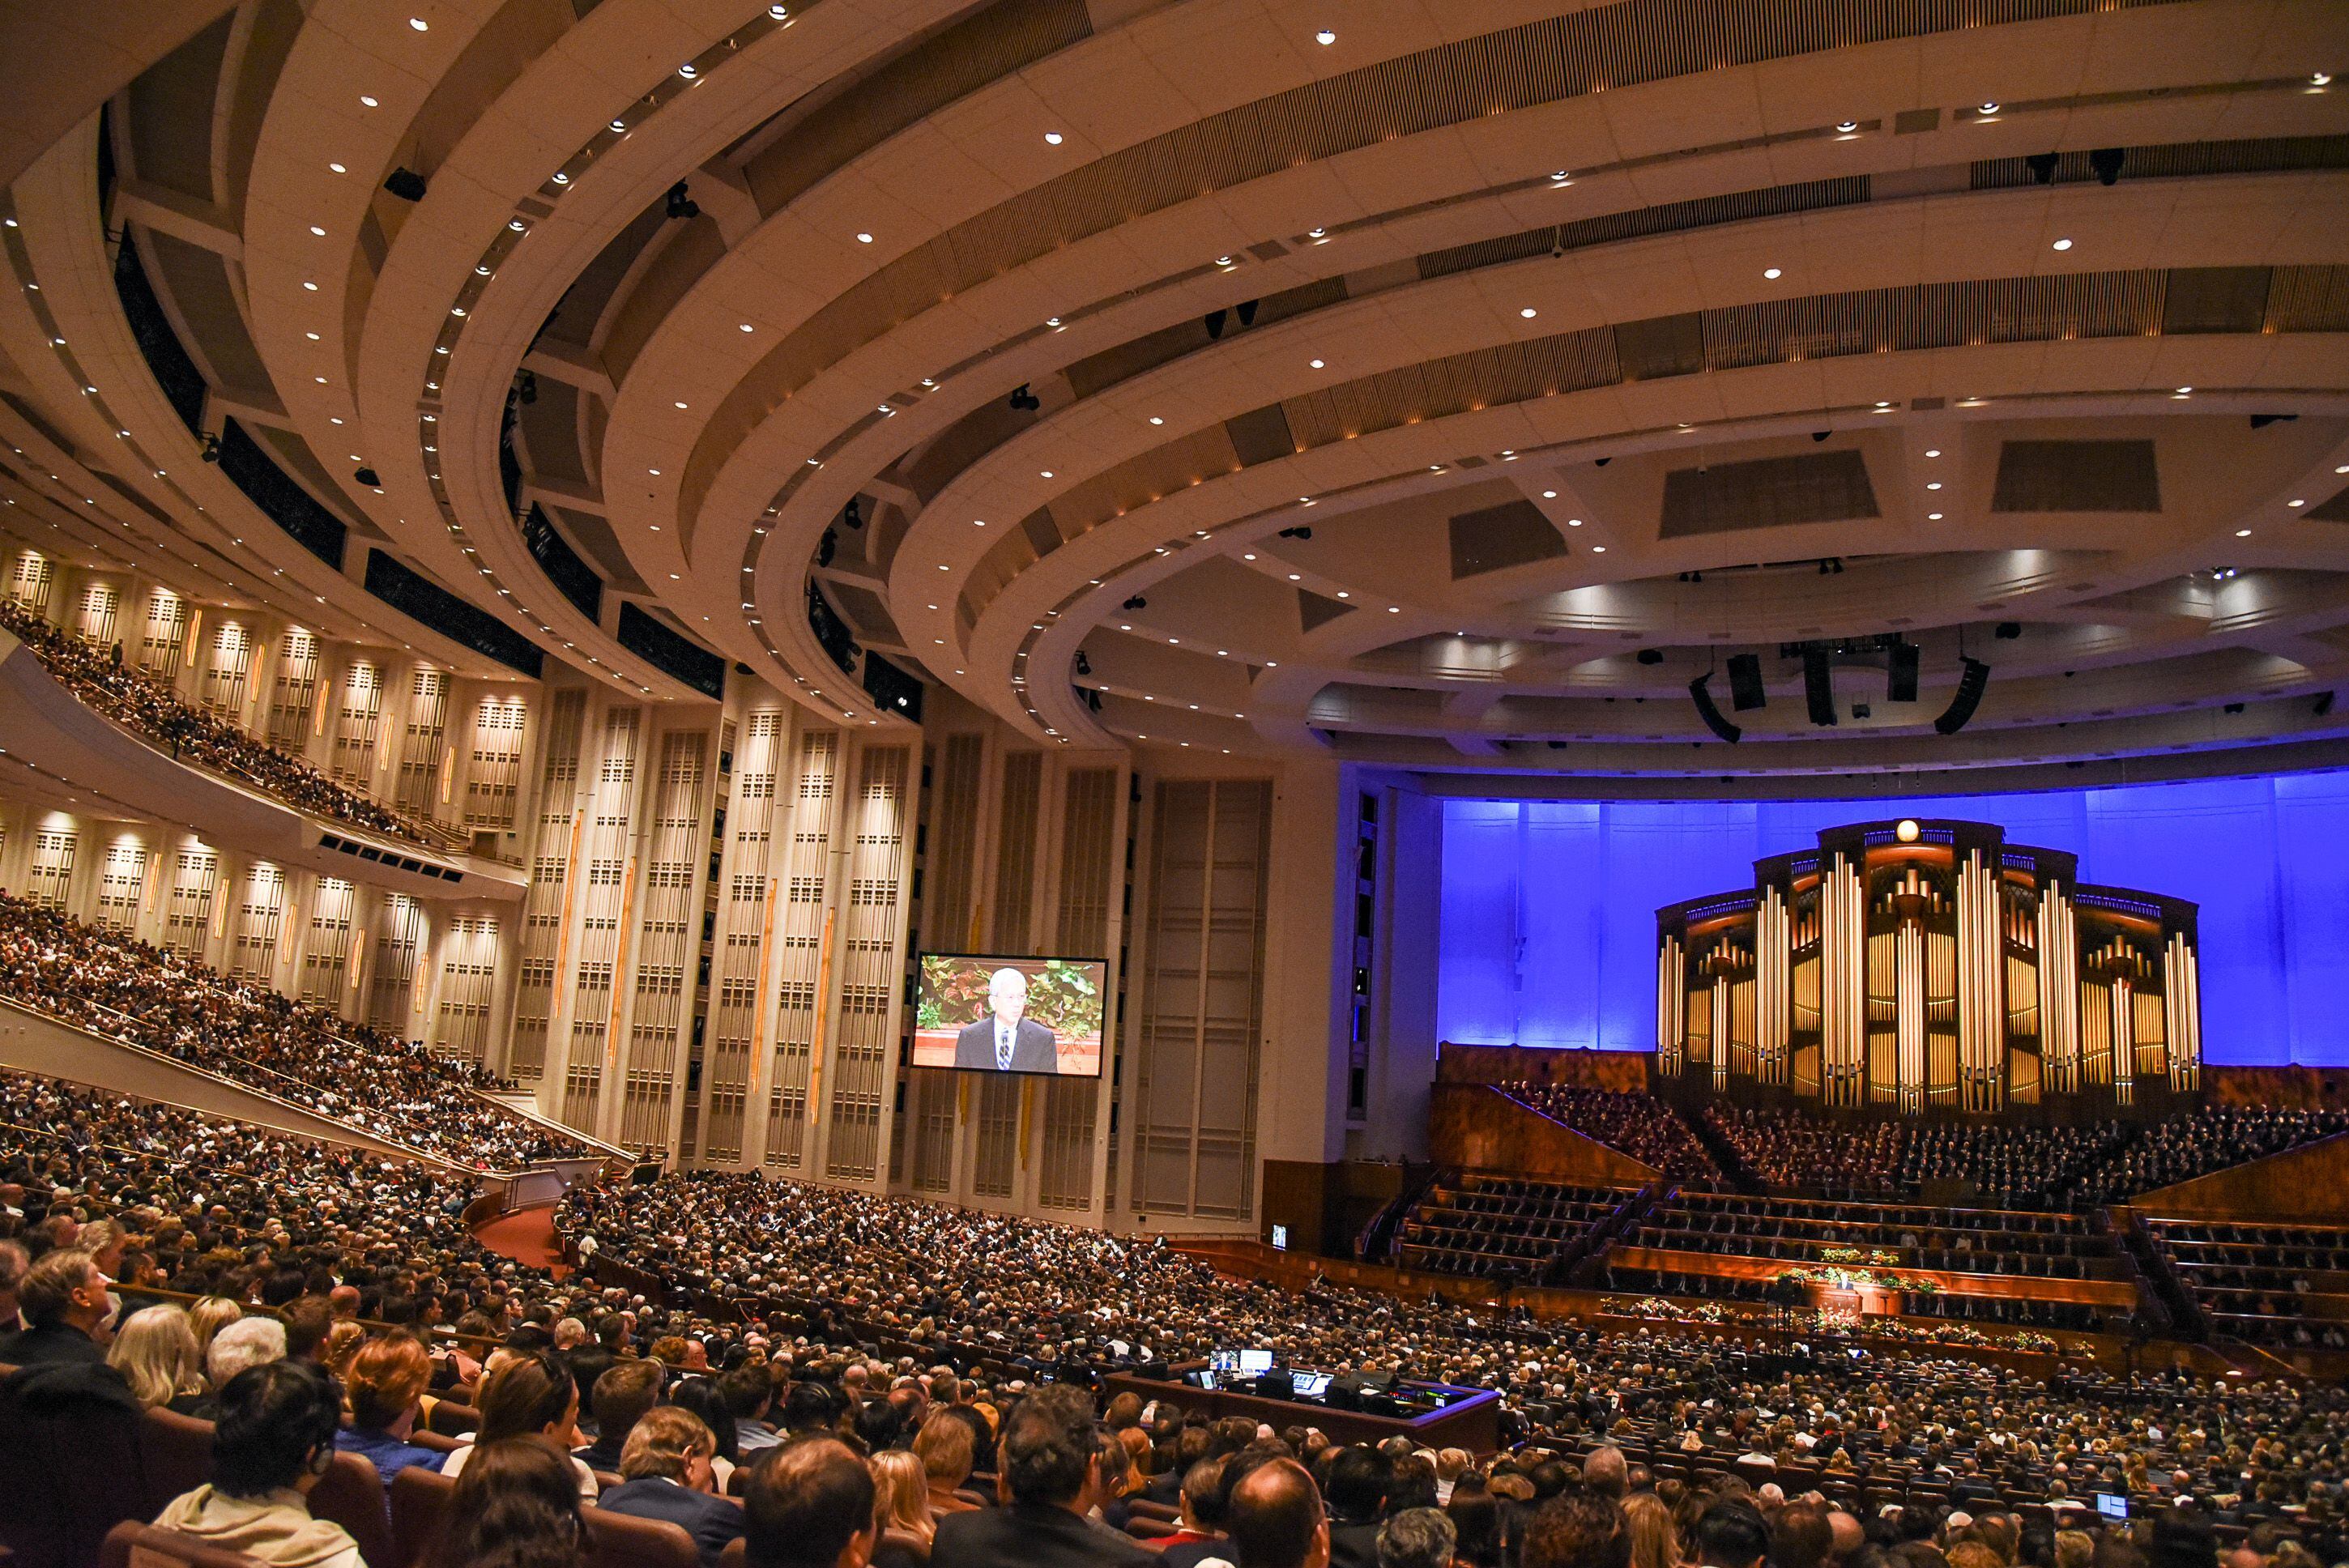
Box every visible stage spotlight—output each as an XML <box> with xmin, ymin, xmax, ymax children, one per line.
<box><xmin>2024</xmin><ymin>152</ymin><xmax>2061</xmax><ymax>185</ymax></box>
<box><xmin>2224</xmin><ymin>701</ymin><xmax>2246</xmax><ymax>714</ymax></box>
<box><xmin>664</xmin><ymin>181</ymin><xmax>700</xmax><ymax>220</ymax></box>
<box><xmin>2249</xmin><ymin>414</ymin><xmax>2297</xmax><ymax>429</ymax></box>
<box><xmin>1852</xmin><ymin>701</ymin><xmax>1872</xmax><ymax>719</ymax></box>
<box><xmin>383</xmin><ymin>168</ymin><xmax>428</xmax><ymax>202</ymax></box>
<box><xmin>199</xmin><ymin>432</ymin><xmax>222</xmax><ymax>463</ymax></box>
<box><xmin>2088</xmin><ymin>147</ymin><xmax>2125</xmax><ymax>186</ymax></box>
<box><xmin>1677</xmin><ymin>570</ymin><xmax>1703</xmax><ymax>585</ymax></box>
<box><xmin>1277</xmin><ymin>525</ymin><xmax>1312</xmax><ymax>540</ymax></box>
<box><xmin>1635</xmin><ymin>648</ymin><xmax>1664</xmax><ymax>665</ymax></box>
<box><xmin>841</xmin><ymin>498</ymin><xmax>862</xmax><ymax>530</ymax></box>
<box><xmin>1811</xmin><ymin>430</ymin><xmax>1831</xmax><ymax>442</ymax></box>
<box><xmin>1933</xmin><ymin>657</ymin><xmax>1991</xmax><ymax>735</ymax></box>
<box><xmin>816</xmin><ymin>527</ymin><xmax>838</xmax><ymax>567</ymax></box>
<box><xmin>1688</xmin><ymin>673</ymin><xmax>1742</xmax><ymax>744</ymax></box>
<box><xmin>352</xmin><ymin>467</ymin><xmax>380</xmax><ymax>488</ymax></box>
<box><xmin>1204</xmin><ymin>309</ymin><xmax>1227</xmax><ymax>339</ymax></box>
<box><xmin>1236</xmin><ymin>300</ymin><xmax>1260</xmax><ymax>327</ymax></box>
<box><xmin>1887</xmin><ymin>640</ymin><xmax>1921</xmax><ymax>702</ymax></box>
<box><xmin>1122</xmin><ymin>595</ymin><xmax>1148</xmax><ymax>611</ymax></box>
<box><xmin>1726</xmin><ymin>653</ymin><xmax>1767</xmax><ymax>712</ymax></box>
<box><xmin>1994</xmin><ymin>621</ymin><xmax>2023</xmax><ymax>640</ymax></box>
<box><xmin>516</xmin><ymin>371</ymin><xmax>537</xmax><ymax>404</ymax></box>
<box><xmin>1592</xmin><ymin>456</ymin><xmax>1610</xmax><ymax>467</ymax></box>
<box><xmin>1074</xmin><ymin>650</ymin><xmax>1091</xmax><ymax>676</ymax></box>
<box><xmin>1008</xmin><ymin>384</ymin><xmax>1040</xmax><ymax>411</ymax></box>
<box><xmin>1803</xmin><ymin>646</ymin><xmax>1837</xmax><ymax>727</ymax></box>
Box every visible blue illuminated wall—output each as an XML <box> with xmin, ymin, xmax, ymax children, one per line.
<box><xmin>1435</xmin><ymin>773</ymin><xmax>2349</xmax><ymax>1067</ymax></box>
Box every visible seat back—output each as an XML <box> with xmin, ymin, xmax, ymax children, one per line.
<box><xmin>880</xmin><ymin>1531</ymin><xmax>932</xmax><ymax>1566</ymax></box>
<box><xmin>0</xmin><ymin>1366</ymin><xmax>157</xmax><ymax>1568</ymax></box>
<box><xmin>390</xmin><ymin>1466</ymin><xmax>458</xmax><ymax>1568</ymax></box>
<box><xmin>582</xmin><ymin>1506</ymin><xmax>701</xmax><ymax>1568</ymax></box>
<box><xmin>425</xmin><ymin>1401</ymin><xmax>482</xmax><ymax>1438</ymax></box>
<box><xmin>139</xmin><ymin>1406</ymin><xmax>217</xmax><ymax>1506</ymax></box>
<box><xmin>718</xmin><ymin>1540</ymin><xmax>746</xmax><ymax>1568</ymax></box>
<box><xmin>98</xmin><ymin>1522</ymin><xmax>274</xmax><ymax>1568</ymax></box>
<box><xmin>309</xmin><ymin>1451</ymin><xmax>392</xmax><ymax>1568</ymax></box>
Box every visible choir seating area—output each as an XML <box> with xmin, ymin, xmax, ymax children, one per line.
<box><xmin>1627</xmin><ymin>1192</ymin><xmax>2118</xmax><ymax>1281</ymax></box>
<box><xmin>2144</xmin><ymin>1218</ymin><xmax>2349</xmax><ymax>1353</ymax></box>
<box><xmin>1392</xmin><ymin>1175</ymin><xmax>1632</xmax><ymax>1280</ymax></box>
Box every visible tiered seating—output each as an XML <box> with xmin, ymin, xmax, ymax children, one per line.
<box><xmin>2144</xmin><ymin>1217</ymin><xmax>2349</xmax><ymax>1352</ymax></box>
<box><xmin>1392</xmin><ymin>1175</ymin><xmax>1631</xmax><ymax>1279</ymax></box>
<box><xmin>0</xmin><ymin>598</ymin><xmax>449</xmax><ymax>848</ymax></box>
<box><xmin>1496</xmin><ymin>1082</ymin><xmax>1723</xmax><ymax>1179</ymax></box>
<box><xmin>0</xmin><ymin>892</ymin><xmax>591</xmax><ymax>1170</ymax></box>
<box><xmin>2055</xmin><ymin>1106</ymin><xmax>2349</xmax><ymax>1208</ymax></box>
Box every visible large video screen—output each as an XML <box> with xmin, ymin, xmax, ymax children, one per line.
<box><xmin>1435</xmin><ymin>773</ymin><xmax>2349</xmax><ymax>1066</ymax></box>
<box><xmin>912</xmin><ymin>953</ymin><xmax>1106</xmax><ymax>1076</ymax></box>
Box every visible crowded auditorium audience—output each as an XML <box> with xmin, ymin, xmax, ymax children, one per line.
<box><xmin>0</xmin><ymin>1059</ymin><xmax>2347</xmax><ymax>1568</ymax></box>
<box><xmin>0</xmin><ymin>598</ymin><xmax>446</xmax><ymax>846</ymax></box>
<box><xmin>0</xmin><ymin>892</ymin><xmax>590</xmax><ymax>1170</ymax></box>
<box><xmin>1501</xmin><ymin>1084</ymin><xmax>1724</xmax><ymax>1182</ymax></box>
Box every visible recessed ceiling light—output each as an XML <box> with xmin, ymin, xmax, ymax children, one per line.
<box><xmin>1541</xmin><ymin>490</ymin><xmax>1558</xmax><ymax>498</ymax></box>
<box><xmin>675</xmin><ymin>400</ymin><xmax>688</xmax><ymax>409</ymax></box>
<box><xmin>1044</xmin><ymin>131</ymin><xmax>1064</xmax><ymax>145</ymax></box>
<box><xmin>1592</xmin><ymin>545</ymin><xmax>1607</xmax><ymax>552</ymax></box>
<box><xmin>2236</xmin><ymin>528</ymin><xmax>2253</xmax><ymax>537</ymax></box>
<box><xmin>1045</xmin><ymin>317</ymin><xmax>1060</xmax><ymax>327</ymax></box>
<box><xmin>1148</xmin><ymin>416</ymin><xmax>1164</xmax><ymax>425</ymax></box>
<box><xmin>1835</xmin><ymin>121</ymin><xmax>1858</xmax><ymax>133</ymax></box>
<box><xmin>1979</xmin><ymin>102</ymin><xmax>2000</xmax><ymax>114</ymax></box>
<box><xmin>1040</xmin><ymin>470</ymin><xmax>1054</xmax><ymax>478</ymax></box>
<box><xmin>1567</xmin><ymin>518</ymin><xmax>1583</xmax><ymax>527</ymax></box>
<box><xmin>1925</xmin><ymin>448</ymin><xmax>1942</xmax><ymax>458</ymax></box>
<box><xmin>2315</xmin><ymin>72</ymin><xmax>2334</xmax><ymax>87</ymax></box>
<box><xmin>2336</xmin><ymin>464</ymin><xmax>2349</xmax><ymax>475</ymax></box>
<box><xmin>2051</xmin><ymin>237</ymin><xmax>2073</xmax><ymax>250</ymax></box>
<box><xmin>328</xmin><ymin>162</ymin><xmax>347</xmax><ymax>174</ymax></box>
<box><xmin>610</xmin><ymin>118</ymin><xmax>627</xmax><ymax>132</ymax></box>
<box><xmin>1287</xmin><ymin>573</ymin><xmax>1301</xmax><ymax>581</ymax></box>
<box><xmin>408</xmin><ymin>16</ymin><xmax>428</xmax><ymax>30</ymax></box>
<box><xmin>1520</xmin><ymin>307</ymin><xmax>1537</xmax><ymax>318</ymax></box>
<box><xmin>1315</xmin><ymin>28</ymin><xmax>1336</xmax><ymax>44</ymax></box>
<box><xmin>1925</xmin><ymin>482</ymin><xmax>1942</xmax><ymax>491</ymax></box>
<box><xmin>1307</xmin><ymin>227</ymin><xmax>1326</xmax><ymax>238</ymax></box>
<box><xmin>360</xmin><ymin>95</ymin><xmax>379</xmax><ymax>108</ymax></box>
<box><xmin>1927</xmin><ymin>512</ymin><xmax>1943</xmax><ymax>521</ymax></box>
<box><xmin>855</xmin><ymin>231</ymin><xmax>873</xmax><ymax>243</ymax></box>
<box><xmin>1763</xmin><ymin>267</ymin><xmax>1781</xmax><ymax>279</ymax></box>
<box><xmin>677</xmin><ymin>62</ymin><xmax>697</xmax><ymax>78</ymax></box>
<box><xmin>1309</xmin><ymin>358</ymin><xmax>1325</xmax><ymax>369</ymax></box>
<box><xmin>302</xmin><ymin>281</ymin><xmax>318</xmax><ymax>291</ymax></box>
<box><xmin>2289</xmin><ymin>498</ymin><xmax>2306</xmax><ymax>507</ymax></box>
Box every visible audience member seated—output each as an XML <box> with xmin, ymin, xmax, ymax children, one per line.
<box><xmin>428</xmin><ymin>1436</ymin><xmax>590</xmax><ymax>1568</ymax></box>
<box><xmin>0</xmin><ymin>1244</ymin><xmax>117</xmax><ymax>1370</ymax></box>
<box><xmin>1500</xmin><ymin>1084</ymin><xmax>1723</xmax><ymax>1180</ymax></box>
<box><xmin>0</xmin><ymin>900</ymin><xmax>587</xmax><ymax>1170</ymax></box>
<box><xmin>575</xmin><ymin>1357</ymin><xmax>666</xmax><ymax>1475</ymax></box>
<box><xmin>744</xmin><ymin>1439</ymin><xmax>878</xmax><ymax>1568</ymax></box>
<box><xmin>151</xmin><ymin>1359</ymin><xmax>361</xmax><ymax>1568</ymax></box>
<box><xmin>595</xmin><ymin>1406</ymin><xmax>744</xmax><ymax>1568</ymax></box>
<box><xmin>442</xmin><ymin>1350</ymin><xmax>597</xmax><ymax>1499</ymax></box>
<box><xmin>107</xmin><ymin>1303</ymin><xmax>209</xmax><ymax>1412</ymax></box>
<box><xmin>335</xmin><ymin>1333</ymin><xmax>446</xmax><ymax>1484</ymax></box>
<box><xmin>0</xmin><ymin>597</ymin><xmax>447</xmax><ymax>846</ymax></box>
<box><xmin>932</xmin><ymin>1384</ymin><xmax>1157</xmax><ymax>1568</ymax></box>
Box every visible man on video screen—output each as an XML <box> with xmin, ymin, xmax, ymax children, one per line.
<box><xmin>953</xmin><ymin>965</ymin><xmax>1058</xmax><ymax>1072</ymax></box>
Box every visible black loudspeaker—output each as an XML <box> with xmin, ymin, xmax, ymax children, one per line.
<box><xmin>1256</xmin><ymin>1370</ymin><xmax>1294</xmax><ymax>1400</ymax></box>
<box><xmin>1326</xmin><ymin>1374</ymin><xmax>1364</xmax><ymax>1410</ymax></box>
<box><xmin>1934</xmin><ymin>657</ymin><xmax>1992</xmax><ymax>735</ymax></box>
<box><xmin>1726</xmin><ymin>653</ymin><xmax>1767</xmax><ymax>712</ymax></box>
<box><xmin>1688</xmin><ymin>675</ymin><xmax>1742</xmax><ymax>744</ymax></box>
<box><xmin>1803</xmin><ymin>647</ymin><xmax>1837</xmax><ymax>727</ymax></box>
<box><xmin>1887</xmin><ymin>641</ymin><xmax>1921</xmax><ymax>703</ymax></box>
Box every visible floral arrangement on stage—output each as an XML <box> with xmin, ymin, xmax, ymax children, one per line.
<box><xmin>1776</xmin><ymin>1263</ymin><xmax>1939</xmax><ymax>1294</ymax></box>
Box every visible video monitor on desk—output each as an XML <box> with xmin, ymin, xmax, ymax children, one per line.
<box><xmin>1209</xmin><ymin>1349</ymin><xmax>1240</xmax><ymax>1375</ymax></box>
<box><xmin>1238</xmin><ymin>1349</ymin><xmax>1273</xmax><ymax>1375</ymax></box>
<box><xmin>1291</xmin><ymin>1371</ymin><xmax>1332</xmax><ymax>1400</ymax></box>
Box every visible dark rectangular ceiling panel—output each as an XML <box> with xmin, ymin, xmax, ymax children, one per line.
<box><xmin>1659</xmin><ymin>450</ymin><xmax>1880</xmax><ymax>538</ymax></box>
<box><xmin>1449</xmin><ymin>500</ymin><xmax>1567</xmax><ymax>577</ymax></box>
<box><xmin>1992</xmin><ymin>440</ymin><xmax>2161</xmax><ymax>512</ymax></box>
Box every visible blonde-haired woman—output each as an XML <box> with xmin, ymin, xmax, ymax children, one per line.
<box><xmin>188</xmin><ymin>1296</ymin><xmax>242</xmax><ymax>1366</ymax></box>
<box><xmin>108</xmin><ymin>1304</ymin><xmax>208</xmax><ymax>1414</ymax></box>
<box><xmin>1622</xmin><ymin>1489</ymin><xmax>1681</xmax><ymax>1568</ymax></box>
<box><xmin>870</xmin><ymin>1449</ymin><xmax>936</xmax><ymax>1553</ymax></box>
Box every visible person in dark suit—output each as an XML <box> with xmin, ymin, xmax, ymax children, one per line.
<box><xmin>597</xmin><ymin>1407</ymin><xmax>746</xmax><ymax>1568</ymax></box>
<box><xmin>951</xmin><ymin>967</ymin><xmax>1058</xmax><ymax>1072</ymax></box>
<box><xmin>932</xmin><ymin>1384</ymin><xmax>1155</xmax><ymax>1568</ymax></box>
<box><xmin>744</xmin><ymin>1438</ymin><xmax>876</xmax><ymax>1568</ymax></box>
<box><xmin>0</xmin><ymin>1246</ymin><xmax>113</xmax><ymax>1367</ymax></box>
<box><xmin>1320</xmin><ymin>1446</ymin><xmax>1390</xmax><ymax>1568</ymax></box>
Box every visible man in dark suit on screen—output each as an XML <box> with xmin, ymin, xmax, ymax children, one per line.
<box><xmin>953</xmin><ymin>965</ymin><xmax>1058</xmax><ymax>1072</ymax></box>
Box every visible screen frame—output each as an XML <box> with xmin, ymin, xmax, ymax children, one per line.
<box><xmin>911</xmin><ymin>950</ymin><xmax>1111</xmax><ymax>1079</ymax></box>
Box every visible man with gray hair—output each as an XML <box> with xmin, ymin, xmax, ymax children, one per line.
<box><xmin>953</xmin><ymin>965</ymin><xmax>1058</xmax><ymax>1072</ymax></box>
<box><xmin>207</xmin><ymin>1315</ymin><xmax>288</xmax><ymax>1386</ymax></box>
<box><xmin>1377</xmin><ymin>1509</ymin><xmax>1457</xmax><ymax>1568</ymax></box>
<box><xmin>0</xmin><ymin>1246</ymin><xmax>112</xmax><ymax>1365</ymax></box>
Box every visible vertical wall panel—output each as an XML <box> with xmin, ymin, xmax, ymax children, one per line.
<box><xmin>927</xmin><ymin>735</ymin><xmax>986</xmax><ymax>950</ymax></box>
<box><xmin>330</xmin><ymin>662</ymin><xmax>383</xmax><ymax>787</ymax></box>
<box><xmin>1132</xmin><ymin>779</ymin><xmax>1272</xmax><ymax>1220</ymax></box>
<box><xmin>164</xmin><ymin>845</ymin><xmax>216</xmax><ymax>955</ymax></box>
<box><xmin>1039</xmin><ymin>766</ymin><xmax>1118</xmax><ymax>1212</ymax></box>
<box><xmin>367</xmin><ymin>894</ymin><xmax>425</xmax><ymax>1037</ymax></box>
<box><xmin>434</xmin><ymin>914</ymin><xmax>501</xmax><ymax>1063</ymax></box>
<box><xmin>139</xmin><ymin>588</ymin><xmax>187</xmax><ymax>679</ymax></box>
<box><xmin>824</xmin><ymin>744</ymin><xmax>909</xmax><ymax>1182</ymax></box>
<box><xmin>201</xmin><ymin>620</ymin><xmax>254</xmax><ymax>718</ymax></box>
<box><xmin>26</xmin><ymin>828</ymin><xmax>77</xmax><ymax>910</ymax></box>
<box><xmin>701</xmin><ymin>709</ymin><xmax>783</xmax><ymax>1164</ymax></box>
<box><xmin>72</xmin><ymin>582</ymin><xmax>119</xmax><ymax>646</ymax></box>
<box><xmin>10</xmin><ymin>550</ymin><xmax>56</xmax><ymax>616</ymax></box>
<box><xmin>267</xmin><ymin>629</ymin><xmax>320</xmax><ymax>746</ymax></box>
<box><xmin>990</xmin><ymin>752</ymin><xmax>1041</xmax><ymax>949</ymax></box>
<box><xmin>509</xmin><ymin>689</ymin><xmax>586</xmax><ymax>1084</ymax></box>
<box><xmin>764</xmin><ymin>729</ymin><xmax>838</xmax><ymax>1170</ymax></box>
<box><xmin>464</xmin><ymin>697</ymin><xmax>528</xmax><ymax>831</ymax></box>
<box><xmin>619</xmin><ymin>730</ymin><xmax>706</xmax><ymax>1151</ymax></box>
<box><xmin>564</xmin><ymin>706</ymin><xmax>642</xmax><ymax>1131</ymax></box>
<box><xmin>397</xmin><ymin>670</ymin><xmax>450</xmax><ymax>816</ymax></box>
<box><xmin>93</xmin><ymin>838</ymin><xmax>149</xmax><ymax>931</ymax></box>
<box><xmin>228</xmin><ymin>864</ymin><xmax>285</xmax><ymax>982</ymax></box>
<box><xmin>301</xmin><ymin>877</ymin><xmax>356</xmax><ymax>1008</ymax></box>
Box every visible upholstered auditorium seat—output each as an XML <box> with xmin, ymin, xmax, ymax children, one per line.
<box><xmin>98</xmin><ymin>1523</ymin><xmax>275</xmax><ymax>1568</ymax></box>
